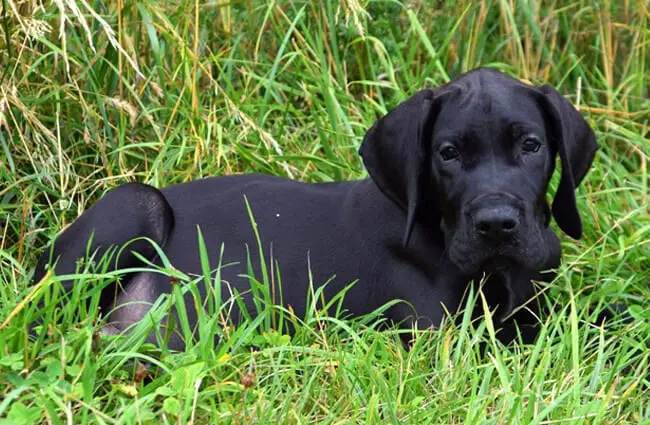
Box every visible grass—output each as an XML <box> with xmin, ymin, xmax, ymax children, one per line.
<box><xmin>1</xmin><ymin>0</ymin><xmax>649</xmax><ymax>423</ymax></box>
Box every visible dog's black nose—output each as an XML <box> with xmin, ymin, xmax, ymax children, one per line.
<box><xmin>474</xmin><ymin>206</ymin><xmax>519</xmax><ymax>239</ymax></box>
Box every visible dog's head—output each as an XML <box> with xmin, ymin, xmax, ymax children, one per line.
<box><xmin>360</xmin><ymin>68</ymin><xmax>597</xmax><ymax>275</ymax></box>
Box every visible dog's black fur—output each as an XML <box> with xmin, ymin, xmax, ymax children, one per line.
<box><xmin>33</xmin><ymin>68</ymin><xmax>598</xmax><ymax>350</ymax></box>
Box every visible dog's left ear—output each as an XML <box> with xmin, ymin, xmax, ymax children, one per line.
<box><xmin>538</xmin><ymin>85</ymin><xmax>598</xmax><ymax>239</ymax></box>
<box><xmin>359</xmin><ymin>88</ymin><xmax>449</xmax><ymax>246</ymax></box>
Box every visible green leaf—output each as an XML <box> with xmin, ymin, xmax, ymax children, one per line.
<box><xmin>163</xmin><ymin>397</ymin><xmax>181</xmax><ymax>415</ymax></box>
<box><xmin>170</xmin><ymin>361</ymin><xmax>205</xmax><ymax>394</ymax></box>
<box><xmin>0</xmin><ymin>353</ymin><xmax>23</xmax><ymax>371</ymax></box>
<box><xmin>3</xmin><ymin>402</ymin><xmax>41</xmax><ymax>425</ymax></box>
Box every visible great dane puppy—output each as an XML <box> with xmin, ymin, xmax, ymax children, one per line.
<box><xmin>33</xmin><ymin>68</ymin><xmax>597</xmax><ymax>350</ymax></box>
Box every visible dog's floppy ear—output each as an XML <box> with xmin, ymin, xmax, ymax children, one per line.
<box><xmin>538</xmin><ymin>85</ymin><xmax>598</xmax><ymax>239</ymax></box>
<box><xmin>359</xmin><ymin>88</ymin><xmax>448</xmax><ymax>246</ymax></box>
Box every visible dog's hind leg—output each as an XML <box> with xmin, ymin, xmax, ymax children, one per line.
<box><xmin>33</xmin><ymin>182</ymin><xmax>174</xmax><ymax>311</ymax></box>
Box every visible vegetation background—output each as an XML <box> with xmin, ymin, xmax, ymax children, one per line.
<box><xmin>0</xmin><ymin>0</ymin><xmax>649</xmax><ymax>423</ymax></box>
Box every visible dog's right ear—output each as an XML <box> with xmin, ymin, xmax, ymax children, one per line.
<box><xmin>537</xmin><ymin>85</ymin><xmax>598</xmax><ymax>239</ymax></box>
<box><xmin>359</xmin><ymin>88</ymin><xmax>449</xmax><ymax>246</ymax></box>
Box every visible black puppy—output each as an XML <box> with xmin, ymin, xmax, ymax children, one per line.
<box><xmin>34</xmin><ymin>68</ymin><xmax>597</xmax><ymax>350</ymax></box>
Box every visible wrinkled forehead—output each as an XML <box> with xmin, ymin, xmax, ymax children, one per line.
<box><xmin>433</xmin><ymin>75</ymin><xmax>548</xmax><ymax>140</ymax></box>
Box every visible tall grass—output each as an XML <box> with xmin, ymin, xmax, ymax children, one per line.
<box><xmin>0</xmin><ymin>0</ymin><xmax>649</xmax><ymax>423</ymax></box>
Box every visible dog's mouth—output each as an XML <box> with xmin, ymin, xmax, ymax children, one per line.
<box><xmin>461</xmin><ymin>252</ymin><xmax>522</xmax><ymax>276</ymax></box>
<box><xmin>446</xmin><ymin>230</ymin><xmax>544</xmax><ymax>274</ymax></box>
<box><xmin>480</xmin><ymin>256</ymin><xmax>516</xmax><ymax>272</ymax></box>
<box><xmin>442</xmin><ymin>207</ymin><xmax>558</xmax><ymax>276</ymax></box>
<box><xmin>446</xmin><ymin>225</ymin><xmax>559</xmax><ymax>277</ymax></box>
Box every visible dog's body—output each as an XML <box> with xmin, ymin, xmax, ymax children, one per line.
<box><xmin>34</xmin><ymin>68</ymin><xmax>597</xmax><ymax>350</ymax></box>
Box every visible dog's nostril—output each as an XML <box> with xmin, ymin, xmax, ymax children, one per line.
<box><xmin>502</xmin><ymin>218</ymin><xmax>517</xmax><ymax>231</ymax></box>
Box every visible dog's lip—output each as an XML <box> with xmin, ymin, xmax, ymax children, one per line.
<box><xmin>449</xmin><ymin>251</ymin><xmax>516</xmax><ymax>276</ymax></box>
<box><xmin>480</xmin><ymin>255</ymin><xmax>517</xmax><ymax>272</ymax></box>
<box><xmin>447</xmin><ymin>223</ymin><xmax>549</xmax><ymax>274</ymax></box>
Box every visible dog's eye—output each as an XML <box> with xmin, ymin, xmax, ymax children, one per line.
<box><xmin>522</xmin><ymin>138</ymin><xmax>541</xmax><ymax>153</ymax></box>
<box><xmin>440</xmin><ymin>145</ymin><xmax>460</xmax><ymax>161</ymax></box>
